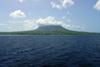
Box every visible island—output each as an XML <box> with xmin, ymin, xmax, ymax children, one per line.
<box><xmin>0</xmin><ymin>25</ymin><xmax>99</xmax><ymax>35</ymax></box>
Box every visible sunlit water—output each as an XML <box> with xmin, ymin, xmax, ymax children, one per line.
<box><xmin>0</xmin><ymin>35</ymin><xmax>100</xmax><ymax>67</ymax></box>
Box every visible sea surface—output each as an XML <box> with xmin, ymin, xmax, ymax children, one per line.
<box><xmin>0</xmin><ymin>35</ymin><xmax>100</xmax><ymax>67</ymax></box>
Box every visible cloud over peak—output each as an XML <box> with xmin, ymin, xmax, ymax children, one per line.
<box><xmin>36</xmin><ymin>16</ymin><xmax>63</xmax><ymax>26</ymax></box>
<box><xmin>94</xmin><ymin>0</ymin><xmax>100</xmax><ymax>11</ymax></box>
<box><xmin>36</xmin><ymin>16</ymin><xmax>84</xmax><ymax>30</ymax></box>
<box><xmin>9</xmin><ymin>10</ymin><xmax>26</xmax><ymax>18</ymax></box>
<box><xmin>51</xmin><ymin>0</ymin><xmax>74</xmax><ymax>9</ymax></box>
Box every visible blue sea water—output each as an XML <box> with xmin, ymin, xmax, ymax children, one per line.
<box><xmin>0</xmin><ymin>35</ymin><xmax>100</xmax><ymax>67</ymax></box>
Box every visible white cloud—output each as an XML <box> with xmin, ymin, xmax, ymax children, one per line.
<box><xmin>36</xmin><ymin>16</ymin><xmax>83</xmax><ymax>30</ymax></box>
<box><xmin>10</xmin><ymin>20</ymin><xmax>38</xmax><ymax>31</ymax></box>
<box><xmin>32</xmin><ymin>0</ymin><xmax>40</xmax><ymax>2</ymax></box>
<box><xmin>23</xmin><ymin>20</ymin><xmax>38</xmax><ymax>30</ymax></box>
<box><xmin>51</xmin><ymin>0</ymin><xmax>74</xmax><ymax>9</ymax></box>
<box><xmin>61</xmin><ymin>0</ymin><xmax>74</xmax><ymax>7</ymax></box>
<box><xmin>18</xmin><ymin>0</ymin><xmax>25</xmax><ymax>3</ymax></box>
<box><xmin>36</xmin><ymin>16</ymin><xmax>72</xmax><ymax>28</ymax></box>
<box><xmin>36</xmin><ymin>16</ymin><xmax>63</xmax><ymax>25</ymax></box>
<box><xmin>94</xmin><ymin>0</ymin><xmax>100</xmax><ymax>11</ymax></box>
<box><xmin>9</xmin><ymin>10</ymin><xmax>26</xmax><ymax>18</ymax></box>
<box><xmin>51</xmin><ymin>2</ymin><xmax>62</xmax><ymax>9</ymax></box>
<box><xmin>17</xmin><ymin>0</ymin><xmax>40</xmax><ymax>3</ymax></box>
<box><xmin>0</xmin><ymin>20</ymin><xmax>37</xmax><ymax>32</ymax></box>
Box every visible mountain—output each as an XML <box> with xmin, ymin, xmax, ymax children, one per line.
<box><xmin>25</xmin><ymin>25</ymin><xmax>80</xmax><ymax>34</ymax></box>
<box><xmin>33</xmin><ymin>25</ymin><xmax>72</xmax><ymax>33</ymax></box>
<box><xmin>35</xmin><ymin>25</ymin><xmax>67</xmax><ymax>31</ymax></box>
<box><xmin>0</xmin><ymin>25</ymin><xmax>99</xmax><ymax>35</ymax></box>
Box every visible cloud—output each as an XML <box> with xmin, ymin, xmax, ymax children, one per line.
<box><xmin>10</xmin><ymin>20</ymin><xmax>38</xmax><ymax>31</ymax></box>
<box><xmin>9</xmin><ymin>10</ymin><xmax>26</xmax><ymax>18</ymax></box>
<box><xmin>51</xmin><ymin>0</ymin><xmax>74</xmax><ymax>9</ymax></box>
<box><xmin>94</xmin><ymin>0</ymin><xmax>100</xmax><ymax>11</ymax></box>
<box><xmin>36</xmin><ymin>16</ymin><xmax>63</xmax><ymax>25</ymax></box>
<box><xmin>51</xmin><ymin>2</ymin><xmax>62</xmax><ymax>9</ymax></box>
<box><xmin>17</xmin><ymin>0</ymin><xmax>40</xmax><ymax>3</ymax></box>
<box><xmin>35</xmin><ymin>0</ymin><xmax>40</xmax><ymax>1</ymax></box>
<box><xmin>36</xmin><ymin>16</ymin><xmax>83</xmax><ymax>29</ymax></box>
<box><xmin>18</xmin><ymin>0</ymin><xmax>25</xmax><ymax>3</ymax></box>
<box><xmin>36</xmin><ymin>16</ymin><xmax>72</xmax><ymax>28</ymax></box>
<box><xmin>23</xmin><ymin>20</ymin><xmax>38</xmax><ymax>30</ymax></box>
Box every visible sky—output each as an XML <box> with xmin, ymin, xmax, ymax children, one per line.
<box><xmin>0</xmin><ymin>0</ymin><xmax>100</xmax><ymax>32</ymax></box>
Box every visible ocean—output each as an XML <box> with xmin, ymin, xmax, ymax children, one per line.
<box><xmin>0</xmin><ymin>35</ymin><xmax>100</xmax><ymax>67</ymax></box>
